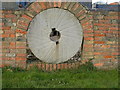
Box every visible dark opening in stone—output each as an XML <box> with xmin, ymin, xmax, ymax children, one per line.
<box><xmin>50</xmin><ymin>28</ymin><xmax>61</xmax><ymax>43</ymax></box>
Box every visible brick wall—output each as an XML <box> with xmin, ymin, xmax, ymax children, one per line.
<box><xmin>92</xmin><ymin>11</ymin><xmax>119</xmax><ymax>69</ymax></box>
<box><xmin>0</xmin><ymin>10</ymin><xmax>26</xmax><ymax>68</ymax></box>
<box><xmin>0</xmin><ymin>2</ymin><xmax>119</xmax><ymax>71</ymax></box>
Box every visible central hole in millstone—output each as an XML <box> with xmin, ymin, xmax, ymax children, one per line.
<box><xmin>50</xmin><ymin>28</ymin><xmax>61</xmax><ymax>43</ymax></box>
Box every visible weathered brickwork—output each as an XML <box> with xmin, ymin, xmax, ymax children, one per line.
<box><xmin>0</xmin><ymin>2</ymin><xmax>119</xmax><ymax>71</ymax></box>
<box><xmin>92</xmin><ymin>11</ymin><xmax>119</xmax><ymax>69</ymax></box>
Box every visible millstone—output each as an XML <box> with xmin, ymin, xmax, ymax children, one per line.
<box><xmin>27</xmin><ymin>8</ymin><xmax>83</xmax><ymax>64</ymax></box>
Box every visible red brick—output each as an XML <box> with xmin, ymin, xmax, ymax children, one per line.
<box><xmin>94</xmin><ymin>23</ymin><xmax>109</xmax><ymax>27</ymax></box>
<box><xmin>94</xmin><ymin>63</ymin><xmax>104</xmax><ymax>67</ymax></box>
<box><xmin>16</xmin><ymin>29</ymin><xmax>27</xmax><ymax>34</ymax></box>
<box><xmin>63</xmin><ymin>64</ymin><xmax>66</xmax><ymax>69</ymax></box>
<box><xmin>57</xmin><ymin>64</ymin><xmax>61</xmax><ymax>69</ymax></box>
<box><xmin>49</xmin><ymin>64</ymin><xmax>53</xmax><ymax>71</ymax></box>
<box><xmin>104</xmin><ymin>56</ymin><xmax>113</xmax><ymax>58</ymax></box>
<box><xmin>109</xmin><ymin>27</ymin><xmax>118</xmax><ymax>30</ymax></box>
<box><xmin>112</xmin><ymin>45</ymin><xmax>119</xmax><ymax>48</ymax></box>
<box><xmin>9</xmin><ymin>46</ymin><xmax>16</xmax><ymax>49</ymax></box>
<box><xmin>87</xmin><ymin>25</ymin><xmax>93</xmax><ymax>29</ymax></box>
<box><xmin>31</xmin><ymin>2</ymin><xmax>42</xmax><ymax>13</ymax></box>
<box><xmin>54</xmin><ymin>2</ymin><xmax>57</xmax><ymax>7</ymax></box>
<box><xmin>61</xmin><ymin>2</ymin><xmax>66</xmax><ymax>8</ymax></box>
<box><xmin>39</xmin><ymin>2</ymin><xmax>47</xmax><ymax>9</ymax></box>
<box><xmin>1</xmin><ymin>57</ymin><xmax>9</xmax><ymax>60</ymax></box>
<box><xmin>2</xmin><ymin>49</ymin><xmax>9</xmax><ymax>53</ymax></box>
<box><xmin>94</xmin><ymin>45</ymin><xmax>110</xmax><ymax>49</ymax></box>
<box><xmin>0</xmin><ymin>53</ymin><xmax>2</xmax><ymax>56</ymax></box>
<box><xmin>83</xmin><ymin>30</ymin><xmax>93</xmax><ymax>33</ymax></box>
<box><xmin>94</xmin><ymin>34</ymin><xmax>105</xmax><ymax>37</ymax></box>
<box><xmin>18</xmin><ymin>21</ymin><xmax>29</xmax><ymax>27</ymax></box>
<box><xmin>2</xmin><ymin>11</ymin><xmax>13</xmax><ymax>14</ymax></box>
<box><xmin>109</xmin><ymin>12</ymin><xmax>118</xmax><ymax>15</ymax></box>
<box><xmin>57</xmin><ymin>2</ymin><xmax>62</xmax><ymax>7</ymax></box>
<box><xmin>101</xmin><ymin>45</ymin><xmax>110</xmax><ymax>48</ymax></box>
<box><xmin>84</xmin><ymin>48</ymin><xmax>94</xmax><ymax>52</ymax></box>
<box><xmin>29</xmin><ymin>64</ymin><xmax>34</xmax><ymax>67</ymax></box>
<box><xmin>0</xmin><ymin>64</ymin><xmax>4</xmax><ymax>68</ymax></box>
<box><xmin>46</xmin><ymin>64</ymin><xmax>49</xmax><ymax>71</ymax></box>
<box><xmin>16</xmin><ymin>57</ymin><xmax>26</xmax><ymax>61</ymax></box>
<box><xmin>62</xmin><ymin>2</ymin><xmax>71</xmax><ymax>9</ymax></box>
<box><xmin>10</xmin><ymin>34</ymin><xmax>16</xmax><ymax>38</ymax></box>
<box><xmin>1</xmin><ymin>27</ymin><xmax>11</xmax><ymax>30</ymax></box>
<box><xmin>16</xmin><ymin>42</ymin><xmax>26</xmax><ymax>45</ymax></box>
<box><xmin>79</xmin><ymin>14</ymin><xmax>87</xmax><ymax>21</ymax></box>
<box><xmin>112</xmin><ymin>52</ymin><xmax>119</xmax><ymax>55</ymax></box>
<box><xmin>94</xmin><ymin>37</ymin><xmax>102</xmax><ymax>40</ymax></box>
<box><xmin>10</xmin><ymin>42</ymin><xmax>15</xmax><ymax>46</ymax></box>
<box><xmin>16</xmin><ymin>46</ymin><xmax>27</xmax><ymax>49</ymax></box>
<box><xmin>36</xmin><ymin>64</ymin><xmax>41</xmax><ymax>69</ymax></box>
<box><xmin>82</xmin><ymin>22</ymin><xmax>92</xmax><ymax>26</ymax></box>
<box><xmin>0</xmin><ymin>34</ymin><xmax>9</xmax><ymax>37</ymax></box>
<box><xmin>76</xmin><ymin>9</ymin><xmax>85</xmax><ymax>18</ymax></box>
<box><xmin>4</xmin><ymin>30</ymin><xmax>15</xmax><ymax>34</ymax></box>
<box><xmin>41</xmin><ymin>64</ymin><xmax>45</xmax><ymax>70</ymax></box>
<box><xmin>5</xmin><ymin>14</ymin><xmax>16</xmax><ymax>18</ymax></box>
<box><xmin>71</xmin><ymin>3</ymin><xmax>79</xmax><ymax>11</ymax></box>
<box><xmin>94</xmin><ymin>31</ymin><xmax>108</xmax><ymax>33</ymax></box>
<box><xmin>94</xmin><ymin>52</ymin><xmax>101</xmax><ymax>55</ymax></box>
<box><xmin>81</xmin><ymin>18</ymin><xmax>90</xmax><ymax>24</ymax></box>
<box><xmin>0</xmin><ymin>46</ymin><xmax>2</xmax><ymax>49</ymax></box>
<box><xmin>61</xmin><ymin>64</ymin><xmax>64</xmax><ymax>69</ymax></box>
<box><xmin>0</xmin><ymin>22</ymin><xmax>4</xmax><ymax>26</ymax></box>
<box><xmin>17</xmin><ymin>25</ymin><xmax>28</xmax><ymax>30</ymax></box>
<box><xmin>94</xmin><ymin>41</ymin><xmax>105</xmax><ymax>44</ymax></box>
<box><xmin>9</xmin><ymin>42</ymin><xmax>16</xmax><ymax>49</ymax></box>
<box><xmin>53</xmin><ymin>64</ymin><xmax>57</xmax><ymax>70</ymax></box>
<box><xmin>0</xmin><ymin>10</ymin><xmax>3</xmax><ymax>13</ymax></box>
<box><xmin>22</xmin><ymin>15</ymin><xmax>32</xmax><ymax>21</ymax></box>
<box><xmin>17</xmin><ymin>54</ymin><xmax>27</xmax><ymax>57</ymax></box>
<box><xmin>111</xmin><ymin>59</ymin><xmax>118</xmax><ymax>62</ymax></box>
<box><xmin>84</xmin><ymin>44</ymin><xmax>93</xmax><ymax>48</ymax></box>
<box><xmin>84</xmin><ymin>37</ymin><xmax>94</xmax><ymax>40</ymax></box>
<box><xmin>99</xmin><ymin>20</ymin><xmax>109</xmax><ymax>23</ymax></box>
<box><xmin>109</xmin><ymin>24</ymin><xmax>118</xmax><ymax>26</ymax></box>
<box><xmin>105</xmin><ymin>16</ymin><xmax>118</xmax><ymax>19</ymax></box>
<box><xmin>9</xmin><ymin>57</ymin><xmax>16</xmax><ymax>60</ymax></box>
<box><xmin>12</xmin><ymin>18</ymin><xmax>17</xmax><ymax>23</ymax></box>
<box><xmin>0</xmin><ymin>14</ymin><xmax>4</xmax><ymax>18</ymax></box>
<box><xmin>98</xmin><ymin>27</ymin><xmax>108</xmax><ymax>30</ymax></box>
<box><xmin>2</xmin><ymin>45</ymin><xmax>9</xmax><ymax>48</ymax></box>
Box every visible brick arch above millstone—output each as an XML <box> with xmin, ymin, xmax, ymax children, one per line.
<box><xmin>15</xmin><ymin>1</ymin><xmax>94</xmax><ymax>69</ymax></box>
<box><xmin>16</xmin><ymin>1</ymin><xmax>90</xmax><ymax>34</ymax></box>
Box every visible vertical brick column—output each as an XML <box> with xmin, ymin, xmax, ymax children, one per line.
<box><xmin>16</xmin><ymin>12</ymin><xmax>33</xmax><ymax>68</ymax></box>
<box><xmin>1</xmin><ymin>11</ymin><xmax>17</xmax><ymax>67</ymax></box>
<box><xmin>80</xmin><ymin>12</ymin><xmax>94</xmax><ymax>63</ymax></box>
<box><xmin>92</xmin><ymin>11</ymin><xmax>119</xmax><ymax>69</ymax></box>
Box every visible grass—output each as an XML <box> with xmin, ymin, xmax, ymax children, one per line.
<box><xmin>2</xmin><ymin>62</ymin><xmax>119</xmax><ymax>88</ymax></box>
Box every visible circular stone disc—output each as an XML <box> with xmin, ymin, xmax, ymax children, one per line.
<box><xmin>27</xmin><ymin>8</ymin><xmax>83</xmax><ymax>64</ymax></box>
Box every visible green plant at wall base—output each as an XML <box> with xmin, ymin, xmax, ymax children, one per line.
<box><xmin>2</xmin><ymin>62</ymin><xmax>118</xmax><ymax>88</ymax></box>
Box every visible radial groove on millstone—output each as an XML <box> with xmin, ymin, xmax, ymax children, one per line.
<box><xmin>27</xmin><ymin>8</ymin><xmax>83</xmax><ymax>64</ymax></box>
